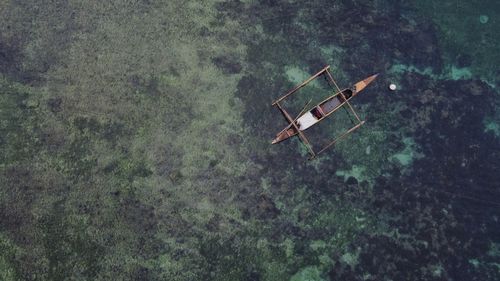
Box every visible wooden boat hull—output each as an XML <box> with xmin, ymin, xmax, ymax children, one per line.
<box><xmin>272</xmin><ymin>74</ymin><xmax>378</xmax><ymax>144</ymax></box>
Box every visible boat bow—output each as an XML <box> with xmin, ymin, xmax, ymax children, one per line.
<box><xmin>353</xmin><ymin>74</ymin><xmax>378</xmax><ymax>94</ymax></box>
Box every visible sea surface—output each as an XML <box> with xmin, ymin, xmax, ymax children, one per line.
<box><xmin>0</xmin><ymin>0</ymin><xmax>499</xmax><ymax>280</ymax></box>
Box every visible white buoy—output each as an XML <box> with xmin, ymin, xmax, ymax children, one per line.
<box><xmin>389</xmin><ymin>83</ymin><xmax>397</xmax><ymax>91</ymax></box>
<box><xmin>479</xmin><ymin>15</ymin><xmax>489</xmax><ymax>24</ymax></box>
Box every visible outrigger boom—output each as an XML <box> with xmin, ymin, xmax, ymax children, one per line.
<box><xmin>271</xmin><ymin>65</ymin><xmax>378</xmax><ymax>159</ymax></box>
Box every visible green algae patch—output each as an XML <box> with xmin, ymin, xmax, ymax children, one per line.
<box><xmin>198</xmin><ymin>234</ymin><xmax>292</xmax><ymax>281</ymax></box>
<box><xmin>411</xmin><ymin>0</ymin><xmax>500</xmax><ymax>81</ymax></box>
<box><xmin>391</xmin><ymin>152</ymin><xmax>412</xmax><ymax>166</ymax></box>
<box><xmin>286</xmin><ymin>66</ymin><xmax>314</xmax><ymax>85</ymax></box>
<box><xmin>340</xmin><ymin>251</ymin><xmax>359</xmax><ymax>267</ymax></box>
<box><xmin>484</xmin><ymin>115</ymin><xmax>500</xmax><ymax>137</ymax></box>
<box><xmin>309</xmin><ymin>206</ymin><xmax>373</xmax><ymax>250</ymax></box>
<box><xmin>0</xmin><ymin>234</ymin><xmax>20</xmax><ymax>281</ymax></box>
<box><xmin>389</xmin><ymin>63</ymin><xmax>435</xmax><ymax>78</ymax></box>
<box><xmin>1</xmin><ymin>0</ymin><xmax>256</xmax><ymax>278</ymax></box>
<box><xmin>266</xmin><ymin>147</ymin><xmax>382</xmax><ymax>278</ymax></box>
<box><xmin>388</xmin><ymin>62</ymin><xmax>473</xmax><ymax>81</ymax></box>
<box><xmin>449</xmin><ymin>65</ymin><xmax>473</xmax><ymax>80</ymax></box>
<box><xmin>0</xmin><ymin>75</ymin><xmax>42</xmax><ymax>166</ymax></box>
<box><xmin>290</xmin><ymin>266</ymin><xmax>325</xmax><ymax>281</ymax></box>
<box><xmin>388</xmin><ymin>137</ymin><xmax>423</xmax><ymax>167</ymax></box>
<box><xmin>336</xmin><ymin>165</ymin><xmax>367</xmax><ymax>183</ymax></box>
<box><xmin>41</xmin><ymin>204</ymin><xmax>105</xmax><ymax>280</ymax></box>
<box><xmin>333</xmin><ymin>122</ymin><xmax>399</xmax><ymax>185</ymax></box>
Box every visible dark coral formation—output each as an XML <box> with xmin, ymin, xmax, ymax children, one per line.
<box><xmin>225</xmin><ymin>0</ymin><xmax>500</xmax><ymax>280</ymax></box>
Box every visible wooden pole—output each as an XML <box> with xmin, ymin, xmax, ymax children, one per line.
<box><xmin>325</xmin><ymin>68</ymin><xmax>362</xmax><ymax>123</ymax></box>
<box><xmin>275</xmin><ymin>102</ymin><xmax>316</xmax><ymax>157</ymax></box>
<box><xmin>316</xmin><ymin>121</ymin><xmax>365</xmax><ymax>155</ymax></box>
<box><xmin>343</xmin><ymin>99</ymin><xmax>363</xmax><ymax>123</ymax></box>
<box><xmin>272</xmin><ymin>65</ymin><xmax>330</xmax><ymax>106</ymax></box>
<box><xmin>274</xmin><ymin>99</ymin><xmax>312</xmax><ymax>137</ymax></box>
<box><xmin>325</xmin><ymin>68</ymin><xmax>343</xmax><ymax>94</ymax></box>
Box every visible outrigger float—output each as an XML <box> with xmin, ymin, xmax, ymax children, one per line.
<box><xmin>271</xmin><ymin>65</ymin><xmax>378</xmax><ymax>159</ymax></box>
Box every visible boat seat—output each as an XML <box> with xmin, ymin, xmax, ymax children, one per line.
<box><xmin>311</xmin><ymin>107</ymin><xmax>323</xmax><ymax>119</ymax></box>
<box><xmin>338</xmin><ymin>89</ymin><xmax>353</xmax><ymax>101</ymax></box>
<box><xmin>320</xmin><ymin>97</ymin><xmax>341</xmax><ymax>113</ymax></box>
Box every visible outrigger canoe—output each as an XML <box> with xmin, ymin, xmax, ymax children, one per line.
<box><xmin>272</xmin><ymin>66</ymin><xmax>378</xmax><ymax>158</ymax></box>
<box><xmin>272</xmin><ymin>73</ymin><xmax>378</xmax><ymax>145</ymax></box>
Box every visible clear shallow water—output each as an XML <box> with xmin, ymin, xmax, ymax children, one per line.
<box><xmin>0</xmin><ymin>0</ymin><xmax>499</xmax><ymax>280</ymax></box>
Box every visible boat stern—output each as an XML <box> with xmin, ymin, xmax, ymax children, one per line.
<box><xmin>272</xmin><ymin>127</ymin><xmax>297</xmax><ymax>144</ymax></box>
